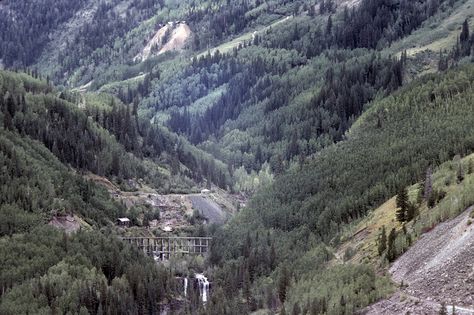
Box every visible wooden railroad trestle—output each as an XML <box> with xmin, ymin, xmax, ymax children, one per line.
<box><xmin>122</xmin><ymin>237</ymin><xmax>212</xmax><ymax>260</ymax></box>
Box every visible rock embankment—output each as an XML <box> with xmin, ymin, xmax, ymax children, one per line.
<box><xmin>390</xmin><ymin>208</ymin><xmax>474</xmax><ymax>308</ymax></box>
<box><xmin>364</xmin><ymin>207</ymin><xmax>474</xmax><ymax>314</ymax></box>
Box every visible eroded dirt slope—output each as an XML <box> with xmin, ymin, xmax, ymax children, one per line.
<box><xmin>364</xmin><ymin>208</ymin><xmax>474</xmax><ymax>314</ymax></box>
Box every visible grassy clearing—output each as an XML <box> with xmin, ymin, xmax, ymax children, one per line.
<box><xmin>197</xmin><ymin>15</ymin><xmax>293</xmax><ymax>58</ymax></box>
<box><xmin>388</xmin><ymin>0</ymin><xmax>474</xmax><ymax>56</ymax></box>
<box><xmin>187</xmin><ymin>84</ymin><xmax>227</xmax><ymax>114</ymax></box>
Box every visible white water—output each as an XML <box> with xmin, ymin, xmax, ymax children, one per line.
<box><xmin>195</xmin><ymin>273</ymin><xmax>210</xmax><ymax>303</ymax></box>
<box><xmin>183</xmin><ymin>277</ymin><xmax>188</xmax><ymax>297</ymax></box>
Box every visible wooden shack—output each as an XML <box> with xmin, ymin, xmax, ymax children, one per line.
<box><xmin>117</xmin><ymin>217</ymin><xmax>131</xmax><ymax>227</ymax></box>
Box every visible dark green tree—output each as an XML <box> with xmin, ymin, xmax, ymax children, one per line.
<box><xmin>377</xmin><ymin>226</ymin><xmax>387</xmax><ymax>256</ymax></box>
<box><xmin>278</xmin><ymin>265</ymin><xmax>290</xmax><ymax>303</ymax></box>
<box><xmin>406</xmin><ymin>202</ymin><xmax>416</xmax><ymax>222</ymax></box>
<box><xmin>460</xmin><ymin>19</ymin><xmax>470</xmax><ymax>43</ymax></box>
<box><xmin>425</xmin><ymin>166</ymin><xmax>433</xmax><ymax>200</ymax></box>
<box><xmin>396</xmin><ymin>187</ymin><xmax>408</xmax><ymax>222</ymax></box>
<box><xmin>438</xmin><ymin>302</ymin><xmax>447</xmax><ymax>315</ymax></box>
<box><xmin>326</xmin><ymin>15</ymin><xmax>333</xmax><ymax>35</ymax></box>
<box><xmin>292</xmin><ymin>302</ymin><xmax>301</xmax><ymax>315</ymax></box>
<box><xmin>387</xmin><ymin>228</ymin><xmax>397</xmax><ymax>262</ymax></box>
<box><xmin>457</xmin><ymin>163</ymin><xmax>464</xmax><ymax>183</ymax></box>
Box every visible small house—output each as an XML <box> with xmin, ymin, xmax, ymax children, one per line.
<box><xmin>117</xmin><ymin>217</ymin><xmax>131</xmax><ymax>227</ymax></box>
<box><xmin>200</xmin><ymin>189</ymin><xmax>210</xmax><ymax>195</ymax></box>
<box><xmin>162</xmin><ymin>225</ymin><xmax>173</xmax><ymax>232</ymax></box>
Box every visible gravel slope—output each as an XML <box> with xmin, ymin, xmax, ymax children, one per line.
<box><xmin>390</xmin><ymin>207</ymin><xmax>474</xmax><ymax>308</ymax></box>
<box><xmin>364</xmin><ymin>207</ymin><xmax>474</xmax><ymax>314</ymax></box>
<box><xmin>189</xmin><ymin>195</ymin><xmax>226</xmax><ymax>225</ymax></box>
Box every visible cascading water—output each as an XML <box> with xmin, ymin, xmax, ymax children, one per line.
<box><xmin>195</xmin><ymin>273</ymin><xmax>210</xmax><ymax>303</ymax></box>
<box><xmin>183</xmin><ymin>277</ymin><xmax>188</xmax><ymax>297</ymax></box>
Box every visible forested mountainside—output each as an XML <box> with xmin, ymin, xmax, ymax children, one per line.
<box><xmin>1</xmin><ymin>0</ymin><xmax>469</xmax><ymax>180</ymax></box>
<box><xmin>203</xmin><ymin>64</ymin><xmax>474</xmax><ymax>314</ymax></box>
<box><xmin>0</xmin><ymin>0</ymin><xmax>474</xmax><ymax>314</ymax></box>
<box><xmin>0</xmin><ymin>73</ymin><xmax>180</xmax><ymax>313</ymax></box>
<box><xmin>0</xmin><ymin>71</ymin><xmax>229</xmax><ymax>192</ymax></box>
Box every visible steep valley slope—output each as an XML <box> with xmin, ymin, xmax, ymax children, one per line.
<box><xmin>364</xmin><ymin>208</ymin><xmax>474</xmax><ymax>314</ymax></box>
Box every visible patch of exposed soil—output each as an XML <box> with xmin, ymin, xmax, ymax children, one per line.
<box><xmin>49</xmin><ymin>214</ymin><xmax>81</xmax><ymax>234</ymax></box>
<box><xmin>86</xmin><ymin>174</ymin><xmax>239</xmax><ymax>232</ymax></box>
<box><xmin>85</xmin><ymin>173</ymin><xmax>119</xmax><ymax>192</ymax></box>
<box><xmin>135</xmin><ymin>22</ymin><xmax>191</xmax><ymax>62</ymax></box>
<box><xmin>189</xmin><ymin>195</ymin><xmax>226</xmax><ymax>224</ymax></box>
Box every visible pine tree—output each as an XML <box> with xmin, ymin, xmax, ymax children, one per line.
<box><xmin>326</xmin><ymin>15</ymin><xmax>333</xmax><ymax>35</ymax></box>
<box><xmin>424</xmin><ymin>166</ymin><xmax>433</xmax><ymax>200</ymax></box>
<box><xmin>396</xmin><ymin>187</ymin><xmax>408</xmax><ymax>222</ymax></box>
<box><xmin>377</xmin><ymin>225</ymin><xmax>387</xmax><ymax>256</ymax></box>
<box><xmin>457</xmin><ymin>162</ymin><xmax>464</xmax><ymax>183</ymax></box>
<box><xmin>460</xmin><ymin>19</ymin><xmax>470</xmax><ymax>43</ymax></box>
<box><xmin>3</xmin><ymin>110</ymin><xmax>13</xmax><ymax>131</ymax></box>
<box><xmin>270</xmin><ymin>243</ymin><xmax>276</xmax><ymax>270</ymax></box>
<box><xmin>406</xmin><ymin>202</ymin><xmax>416</xmax><ymax>222</ymax></box>
<box><xmin>387</xmin><ymin>228</ymin><xmax>397</xmax><ymax>262</ymax></box>
<box><xmin>320</xmin><ymin>0</ymin><xmax>326</xmax><ymax>14</ymax></box>
<box><xmin>310</xmin><ymin>299</ymin><xmax>320</xmax><ymax>315</ymax></box>
<box><xmin>278</xmin><ymin>265</ymin><xmax>289</xmax><ymax>303</ymax></box>
<box><xmin>416</xmin><ymin>182</ymin><xmax>424</xmax><ymax>205</ymax></box>
<box><xmin>243</xmin><ymin>268</ymin><xmax>251</xmax><ymax>305</ymax></box>
<box><xmin>292</xmin><ymin>302</ymin><xmax>301</xmax><ymax>315</ymax></box>
<box><xmin>438</xmin><ymin>50</ymin><xmax>448</xmax><ymax>71</ymax></box>
<box><xmin>438</xmin><ymin>302</ymin><xmax>447</xmax><ymax>315</ymax></box>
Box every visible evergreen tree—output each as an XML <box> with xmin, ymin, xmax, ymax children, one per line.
<box><xmin>377</xmin><ymin>226</ymin><xmax>387</xmax><ymax>256</ymax></box>
<box><xmin>460</xmin><ymin>19</ymin><xmax>470</xmax><ymax>43</ymax></box>
<box><xmin>438</xmin><ymin>50</ymin><xmax>448</xmax><ymax>71</ymax></box>
<box><xmin>405</xmin><ymin>202</ymin><xmax>416</xmax><ymax>222</ymax></box>
<box><xmin>396</xmin><ymin>187</ymin><xmax>408</xmax><ymax>222</ymax></box>
<box><xmin>424</xmin><ymin>166</ymin><xmax>433</xmax><ymax>200</ymax></box>
<box><xmin>278</xmin><ymin>265</ymin><xmax>290</xmax><ymax>303</ymax></box>
<box><xmin>457</xmin><ymin>162</ymin><xmax>464</xmax><ymax>183</ymax></box>
<box><xmin>320</xmin><ymin>0</ymin><xmax>326</xmax><ymax>14</ymax></box>
<box><xmin>439</xmin><ymin>302</ymin><xmax>447</xmax><ymax>315</ymax></box>
<box><xmin>416</xmin><ymin>182</ymin><xmax>424</xmax><ymax>205</ymax></box>
<box><xmin>270</xmin><ymin>243</ymin><xmax>276</xmax><ymax>270</ymax></box>
<box><xmin>292</xmin><ymin>302</ymin><xmax>301</xmax><ymax>315</ymax></box>
<box><xmin>243</xmin><ymin>268</ymin><xmax>252</xmax><ymax>308</ymax></box>
<box><xmin>326</xmin><ymin>15</ymin><xmax>333</xmax><ymax>35</ymax></box>
<box><xmin>387</xmin><ymin>228</ymin><xmax>397</xmax><ymax>262</ymax></box>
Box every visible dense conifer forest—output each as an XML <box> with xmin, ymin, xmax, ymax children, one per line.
<box><xmin>0</xmin><ymin>0</ymin><xmax>473</xmax><ymax>313</ymax></box>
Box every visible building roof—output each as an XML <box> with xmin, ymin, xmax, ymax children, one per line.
<box><xmin>162</xmin><ymin>226</ymin><xmax>173</xmax><ymax>232</ymax></box>
<box><xmin>117</xmin><ymin>217</ymin><xmax>131</xmax><ymax>222</ymax></box>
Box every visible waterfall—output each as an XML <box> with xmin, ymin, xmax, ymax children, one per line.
<box><xmin>183</xmin><ymin>277</ymin><xmax>188</xmax><ymax>297</ymax></box>
<box><xmin>195</xmin><ymin>273</ymin><xmax>210</xmax><ymax>303</ymax></box>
